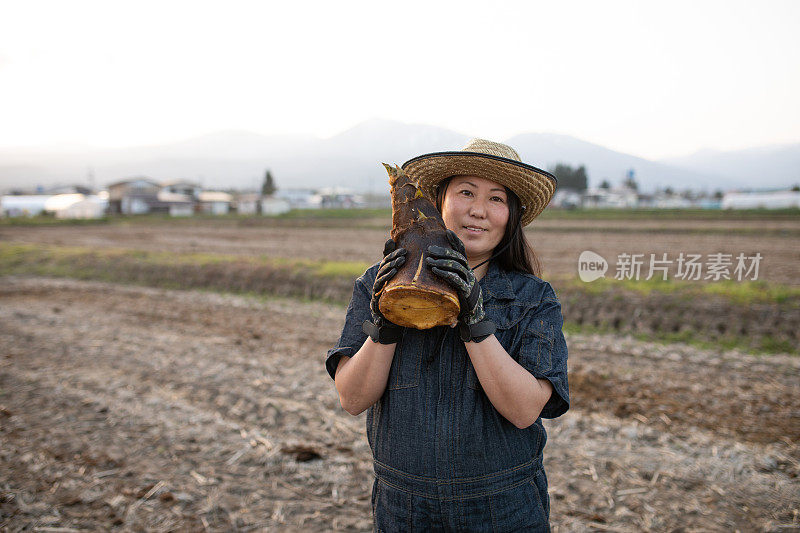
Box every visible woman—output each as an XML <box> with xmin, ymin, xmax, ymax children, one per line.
<box><xmin>326</xmin><ymin>139</ymin><xmax>569</xmax><ymax>532</ymax></box>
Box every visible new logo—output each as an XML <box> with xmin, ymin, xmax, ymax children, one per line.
<box><xmin>578</xmin><ymin>251</ymin><xmax>608</xmax><ymax>282</ymax></box>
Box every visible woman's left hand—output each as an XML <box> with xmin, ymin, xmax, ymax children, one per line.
<box><xmin>426</xmin><ymin>241</ymin><xmax>485</xmax><ymax>326</ymax></box>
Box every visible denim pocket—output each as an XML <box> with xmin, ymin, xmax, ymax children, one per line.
<box><xmin>531</xmin><ymin>468</ymin><xmax>550</xmax><ymax>523</ymax></box>
<box><xmin>487</xmin><ymin>475</ymin><xmax>549</xmax><ymax>531</ymax></box>
<box><xmin>373</xmin><ymin>479</ymin><xmax>413</xmax><ymax>532</ymax></box>
<box><xmin>386</xmin><ymin>329</ymin><xmax>423</xmax><ymax>390</ymax></box>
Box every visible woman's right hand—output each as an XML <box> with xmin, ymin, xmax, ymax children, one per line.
<box><xmin>363</xmin><ymin>239</ymin><xmax>407</xmax><ymax>343</ymax></box>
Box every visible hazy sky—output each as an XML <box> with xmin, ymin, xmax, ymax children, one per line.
<box><xmin>1</xmin><ymin>0</ymin><xmax>798</xmax><ymax>159</ymax></box>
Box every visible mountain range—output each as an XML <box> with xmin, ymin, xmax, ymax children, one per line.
<box><xmin>0</xmin><ymin>118</ymin><xmax>797</xmax><ymax>193</ymax></box>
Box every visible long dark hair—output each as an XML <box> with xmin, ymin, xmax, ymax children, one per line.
<box><xmin>435</xmin><ymin>177</ymin><xmax>542</xmax><ymax>277</ymax></box>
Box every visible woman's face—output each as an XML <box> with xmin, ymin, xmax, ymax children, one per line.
<box><xmin>440</xmin><ymin>175</ymin><xmax>510</xmax><ymax>263</ymax></box>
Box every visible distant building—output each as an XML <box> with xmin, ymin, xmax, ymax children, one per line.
<box><xmin>156</xmin><ymin>190</ymin><xmax>194</xmax><ymax>216</ymax></box>
<box><xmin>107</xmin><ymin>178</ymin><xmax>162</xmax><ymax>214</ymax></box>
<box><xmin>232</xmin><ymin>193</ymin><xmax>291</xmax><ymax>215</ymax></box>
<box><xmin>161</xmin><ymin>180</ymin><xmax>202</xmax><ymax>201</ymax></box>
<box><xmin>550</xmin><ymin>189</ymin><xmax>582</xmax><ymax>209</ymax></box>
<box><xmin>650</xmin><ymin>193</ymin><xmax>693</xmax><ymax>209</ymax></box>
<box><xmin>44</xmin><ymin>194</ymin><xmax>86</xmax><ymax>215</ymax></box>
<box><xmin>198</xmin><ymin>191</ymin><xmax>233</xmax><ymax>215</ymax></box>
<box><xmin>0</xmin><ymin>195</ymin><xmax>50</xmax><ymax>217</ymax></box>
<box><xmin>107</xmin><ymin>178</ymin><xmax>205</xmax><ymax>216</ymax></box>
<box><xmin>54</xmin><ymin>195</ymin><xmax>108</xmax><ymax>219</ymax></box>
<box><xmin>236</xmin><ymin>193</ymin><xmax>262</xmax><ymax>215</ymax></box>
<box><xmin>0</xmin><ymin>192</ymin><xmax>108</xmax><ymax>219</ymax></box>
<box><xmin>276</xmin><ymin>189</ymin><xmax>322</xmax><ymax>209</ymax></box>
<box><xmin>696</xmin><ymin>199</ymin><xmax>722</xmax><ymax>209</ymax></box>
<box><xmin>317</xmin><ymin>187</ymin><xmax>364</xmax><ymax>209</ymax></box>
<box><xmin>722</xmin><ymin>190</ymin><xmax>800</xmax><ymax>209</ymax></box>
<box><xmin>582</xmin><ymin>186</ymin><xmax>638</xmax><ymax>208</ymax></box>
<box><xmin>261</xmin><ymin>197</ymin><xmax>291</xmax><ymax>215</ymax></box>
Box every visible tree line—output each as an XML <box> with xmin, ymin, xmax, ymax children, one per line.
<box><xmin>548</xmin><ymin>164</ymin><xmax>640</xmax><ymax>191</ymax></box>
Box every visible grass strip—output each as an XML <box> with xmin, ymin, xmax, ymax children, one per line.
<box><xmin>0</xmin><ymin>243</ymin><xmax>369</xmax><ymax>304</ymax></box>
<box><xmin>551</xmin><ymin>274</ymin><xmax>800</xmax><ymax>306</ymax></box>
<box><xmin>0</xmin><ymin>243</ymin><xmax>369</xmax><ymax>279</ymax></box>
<box><xmin>561</xmin><ymin>322</ymin><xmax>796</xmax><ymax>356</ymax></box>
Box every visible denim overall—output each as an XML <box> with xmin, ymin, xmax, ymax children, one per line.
<box><xmin>326</xmin><ymin>261</ymin><xmax>570</xmax><ymax>532</ymax></box>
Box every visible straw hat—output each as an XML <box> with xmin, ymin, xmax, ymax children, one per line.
<box><xmin>401</xmin><ymin>138</ymin><xmax>557</xmax><ymax>226</ymax></box>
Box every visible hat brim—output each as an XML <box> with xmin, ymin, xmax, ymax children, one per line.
<box><xmin>401</xmin><ymin>151</ymin><xmax>557</xmax><ymax>226</ymax></box>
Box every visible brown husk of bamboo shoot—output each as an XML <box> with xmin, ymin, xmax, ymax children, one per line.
<box><xmin>378</xmin><ymin>164</ymin><xmax>460</xmax><ymax>329</ymax></box>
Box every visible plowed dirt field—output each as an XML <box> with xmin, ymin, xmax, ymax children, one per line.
<box><xmin>1</xmin><ymin>217</ymin><xmax>799</xmax><ymax>531</ymax></box>
<box><xmin>1</xmin><ymin>278</ymin><xmax>797</xmax><ymax>532</ymax></box>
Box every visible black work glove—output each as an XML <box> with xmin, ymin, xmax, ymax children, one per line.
<box><xmin>426</xmin><ymin>230</ymin><xmax>496</xmax><ymax>343</ymax></box>
<box><xmin>362</xmin><ymin>239</ymin><xmax>407</xmax><ymax>344</ymax></box>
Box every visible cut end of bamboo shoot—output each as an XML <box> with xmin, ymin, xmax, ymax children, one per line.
<box><xmin>379</xmin><ymin>284</ymin><xmax>460</xmax><ymax>329</ymax></box>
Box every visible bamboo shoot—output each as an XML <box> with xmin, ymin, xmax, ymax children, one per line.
<box><xmin>378</xmin><ymin>164</ymin><xmax>460</xmax><ymax>329</ymax></box>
